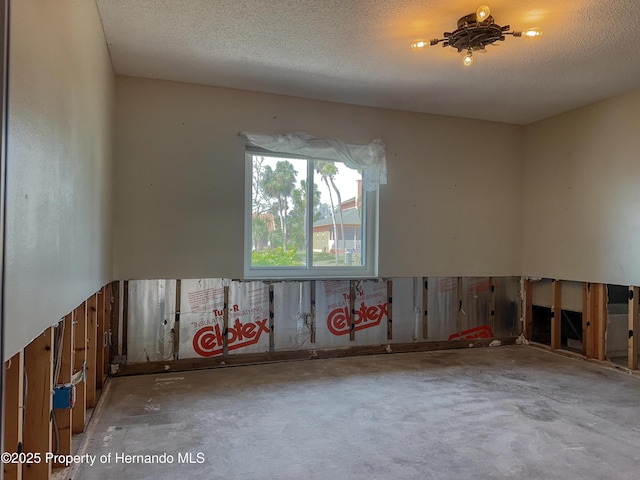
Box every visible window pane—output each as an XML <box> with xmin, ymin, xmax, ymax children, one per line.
<box><xmin>312</xmin><ymin>161</ymin><xmax>363</xmax><ymax>267</ymax></box>
<box><xmin>251</xmin><ymin>155</ymin><xmax>307</xmax><ymax>267</ymax></box>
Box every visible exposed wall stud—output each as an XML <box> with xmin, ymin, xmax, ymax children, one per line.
<box><xmin>86</xmin><ymin>294</ymin><xmax>98</xmax><ymax>408</ymax></box>
<box><xmin>110</xmin><ymin>281</ymin><xmax>120</xmax><ymax>364</ymax></box>
<box><xmin>72</xmin><ymin>302</ymin><xmax>87</xmax><ymax>434</ymax></box>
<box><xmin>551</xmin><ymin>279</ymin><xmax>562</xmax><ymax>349</ymax></box>
<box><xmin>24</xmin><ymin>327</ymin><xmax>54</xmax><ymax>479</ymax></box>
<box><xmin>53</xmin><ymin>313</ymin><xmax>75</xmax><ymax>465</ymax></box>
<box><xmin>269</xmin><ymin>284</ymin><xmax>275</xmax><ymax>352</ymax></box>
<box><xmin>524</xmin><ymin>279</ymin><xmax>533</xmax><ymax>339</ymax></box>
<box><xmin>173</xmin><ymin>279</ymin><xmax>181</xmax><ymax>360</ymax></box>
<box><xmin>96</xmin><ymin>287</ymin><xmax>105</xmax><ymax>389</ymax></box>
<box><xmin>349</xmin><ymin>281</ymin><xmax>356</xmax><ymax>341</ymax></box>
<box><xmin>310</xmin><ymin>281</ymin><xmax>316</xmax><ymax>343</ymax></box>
<box><xmin>223</xmin><ymin>286</ymin><xmax>229</xmax><ymax>356</ymax></box>
<box><xmin>122</xmin><ymin>280</ymin><xmax>129</xmax><ymax>360</ymax></box>
<box><xmin>3</xmin><ymin>351</ymin><xmax>24</xmax><ymax>480</ymax></box>
<box><xmin>422</xmin><ymin>278</ymin><xmax>429</xmax><ymax>340</ymax></box>
<box><xmin>386</xmin><ymin>280</ymin><xmax>393</xmax><ymax>341</ymax></box>
<box><xmin>628</xmin><ymin>286</ymin><xmax>638</xmax><ymax>370</ymax></box>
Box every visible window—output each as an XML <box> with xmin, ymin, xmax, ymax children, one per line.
<box><xmin>244</xmin><ymin>149</ymin><xmax>378</xmax><ymax>279</ymax></box>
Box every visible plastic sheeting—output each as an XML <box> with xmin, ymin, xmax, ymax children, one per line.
<box><xmin>127</xmin><ymin>280</ymin><xmax>177</xmax><ymax>364</ymax></box>
<box><xmin>273</xmin><ymin>282</ymin><xmax>313</xmax><ymax>351</ymax></box>
<box><xmin>428</xmin><ymin>277</ymin><xmax>458</xmax><ymax>341</ymax></box>
<box><xmin>493</xmin><ymin>277</ymin><xmax>520</xmax><ymax>338</ymax></box>
<box><xmin>388</xmin><ymin>278</ymin><xmax>422</xmax><ymax>343</ymax></box>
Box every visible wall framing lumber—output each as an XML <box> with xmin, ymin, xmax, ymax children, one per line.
<box><xmin>523</xmin><ymin>279</ymin><xmax>533</xmax><ymax>339</ymax></box>
<box><xmin>456</xmin><ymin>277</ymin><xmax>463</xmax><ymax>335</ymax></box>
<box><xmin>53</xmin><ymin>313</ymin><xmax>75</xmax><ymax>465</ymax></box>
<box><xmin>173</xmin><ymin>279</ymin><xmax>181</xmax><ymax>360</ymax></box>
<box><xmin>595</xmin><ymin>284</ymin><xmax>607</xmax><ymax>361</ymax></box>
<box><xmin>102</xmin><ymin>284</ymin><xmax>111</xmax><ymax>381</ymax></box>
<box><xmin>422</xmin><ymin>278</ymin><xmax>428</xmax><ymax>340</ymax></box>
<box><xmin>551</xmin><ymin>279</ymin><xmax>562</xmax><ymax>349</ymax></box>
<box><xmin>110</xmin><ymin>281</ymin><xmax>120</xmax><ymax>364</ymax></box>
<box><xmin>349</xmin><ymin>281</ymin><xmax>356</xmax><ymax>341</ymax></box>
<box><xmin>628</xmin><ymin>286</ymin><xmax>639</xmax><ymax>370</ymax></box>
<box><xmin>115</xmin><ymin>336</ymin><xmax>519</xmax><ymax>376</ymax></box>
<box><xmin>268</xmin><ymin>284</ymin><xmax>275</xmax><ymax>352</ymax></box>
<box><xmin>585</xmin><ymin>283</ymin><xmax>595</xmax><ymax>358</ymax></box>
<box><xmin>72</xmin><ymin>302</ymin><xmax>87</xmax><ymax>434</ymax></box>
<box><xmin>386</xmin><ymin>280</ymin><xmax>393</xmax><ymax>341</ymax></box>
<box><xmin>582</xmin><ymin>283</ymin><xmax>589</xmax><ymax>356</ymax></box>
<box><xmin>122</xmin><ymin>280</ymin><xmax>129</xmax><ymax>359</ymax></box>
<box><xmin>222</xmin><ymin>286</ymin><xmax>229</xmax><ymax>356</ymax></box>
<box><xmin>95</xmin><ymin>287</ymin><xmax>105</xmax><ymax>389</ymax></box>
<box><xmin>3</xmin><ymin>351</ymin><xmax>24</xmax><ymax>480</ymax></box>
<box><xmin>489</xmin><ymin>277</ymin><xmax>496</xmax><ymax>333</ymax></box>
<box><xmin>85</xmin><ymin>294</ymin><xmax>98</xmax><ymax>408</ymax></box>
<box><xmin>310</xmin><ymin>281</ymin><xmax>316</xmax><ymax>343</ymax></box>
<box><xmin>23</xmin><ymin>327</ymin><xmax>54</xmax><ymax>480</ymax></box>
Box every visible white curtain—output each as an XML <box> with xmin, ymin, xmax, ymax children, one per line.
<box><xmin>241</xmin><ymin>131</ymin><xmax>386</xmax><ymax>192</ymax></box>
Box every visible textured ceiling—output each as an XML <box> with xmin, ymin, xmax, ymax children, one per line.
<box><xmin>96</xmin><ymin>0</ymin><xmax>640</xmax><ymax>124</ymax></box>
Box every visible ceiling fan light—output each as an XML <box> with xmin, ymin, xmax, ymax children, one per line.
<box><xmin>523</xmin><ymin>27</ymin><xmax>542</xmax><ymax>37</ymax></box>
<box><xmin>463</xmin><ymin>50</ymin><xmax>473</xmax><ymax>66</ymax></box>
<box><xmin>411</xmin><ymin>39</ymin><xmax>429</xmax><ymax>50</ymax></box>
<box><xmin>476</xmin><ymin>5</ymin><xmax>491</xmax><ymax>22</ymax></box>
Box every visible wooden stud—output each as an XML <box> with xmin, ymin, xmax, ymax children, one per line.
<box><xmin>72</xmin><ymin>302</ymin><xmax>87</xmax><ymax>434</ymax></box>
<box><xmin>103</xmin><ymin>284</ymin><xmax>111</xmax><ymax>380</ymax></box>
<box><xmin>595</xmin><ymin>284</ymin><xmax>608</xmax><ymax>361</ymax></box>
<box><xmin>582</xmin><ymin>283</ymin><xmax>589</xmax><ymax>356</ymax></box>
<box><xmin>386</xmin><ymin>280</ymin><xmax>393</xmax><ymax>341</ymax></box>
<box><xmin>86</xmin><ymin>294</ymin><xmax>98</xmax><ymax>408</ymax></box>
<box><xmin>110</xmin><ymin>281</ymin><xmax>120</xmax><ymax>364</ymax></box>
<box><xmin>23</xmin><ymin>327</ymin><xmax>54</xmax><ymax>480</ymax></box>
<box><xmin>584</xmin><ymin>283</ymin><xmax>594</xmax><ymax>358</ymax></box>
<box><xmin>629</xmin><ymin>286</ymin><xmax>639</xmax><ymax>370</ymax></box>
<box><xmin>349</xmin><ymin>281</ymin><xmax>356</xmax><ymax>341</ymax></box>
<box><xmin>3</xmin><ymin>351</ymin><xmax>24</xmax><ymax>480</ymax></box>
<box><xmin>122</xmin><ymin>280</ymin><xmax>129</xmax><ymax>359</ymax></box>
<box><xmin>53</xmin><ymin>313</ymin><xmax>75</xmax><ymax>465</ymax></box>
<box><xmin>489</xmin><ymin>277</ymin><xmax>496</xmax><ymax>334</ymax></box>
<box><xmin>96</xmin><ymin>287</ymin><xmax>105</xmax><ymax>389</ymax></box>
<box><xmin>310</xmin><ymin>281</ymin><xmax>316</xmax><ymax>343</ymax></box>
<box><xmin>223</xmin><ymin>286</ymin><xmax>229</xmax><ymax>356</ymax></box>
<box><xmin>456</xmin><ymin>277</ymin><xmax>463</xmax><ymax>335</ymax></box>
<box><xmin>173</xmin><ymin>279</ymin><xmax>181</xmax><ymax>360</ymax></box>
<box><xmin>551</xmin><ymin>279</ymin><xmax>562</xmax><ymax>349</ymax></box>
<box><xmin>268</xmin><ymin>284</ymin><xmax>275</xmax><ymax>352</ymax></box>
<box><xmin>524</xmin><ymin>279</ymin><xmax>533</xmax><ymax>339</ymax></box>
<box><xmin>422</xmin><ymin>278</ymin><xmax>429</xmax><ymax>340</ymax></box>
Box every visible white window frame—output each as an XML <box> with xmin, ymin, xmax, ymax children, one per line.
<box><xmin>244</xmin><ymin>149</ymin><xmax>379</xmax><ymax>279</ymax></box>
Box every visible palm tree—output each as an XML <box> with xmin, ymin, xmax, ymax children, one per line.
<box><xmin>261</xmin><ymin>161</ymin><xmax>297</xmax><ymax>252</ymax></box>
<box><xmin>315</xmin><ymin>161</ymin><xmax>345</xmax><ymax>265</ymax></box>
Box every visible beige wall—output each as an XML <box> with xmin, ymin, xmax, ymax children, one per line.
<box><xmin>113</xmin><ymin>76</ymin><xmax>524</xmax><ymax>280</ymax></box>
<box><xmin>4</xmin><ymin>0</ymin><xmax>114</xmax><ymax>360</ymax></box>
<box><xmin>523</xmin><ymin>88</ymin><xmax>640</xmax><ymax>285</ymax></box>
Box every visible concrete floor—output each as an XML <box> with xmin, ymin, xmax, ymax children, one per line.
<box><xmin>74</xmin><ymin>346</ymin><xmax>640</xmax><ymax>480</ymax></box>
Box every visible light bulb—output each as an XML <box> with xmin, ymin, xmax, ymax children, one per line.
<box><xmin>463</xmin><ymin>51</ymin><xmax>473</xmax><ymax>66</ymax></box>
<box><xmin>522</xmin><ymin>27</ymin><xmax>542</xmax><ymax>37</ymax></box>
<box><xmin>476</xmin><ymin>5</ymin><xmax>491</xmax><ymax>21</ymax></box>
<box><xmin>411</xmin><ymin>39</ymin><xmax>428</xmax><ymax>50</ymax></box>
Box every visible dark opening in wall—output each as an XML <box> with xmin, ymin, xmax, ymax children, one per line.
<box><xmin>560</xmin><ymin>310</ymin><xmax>583</xmax><ymax>353</ymax></box>
<box><xmin>532</xmin><ymin>305</ymin><xmax>551</xmax><ymax>345</ymax></box>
